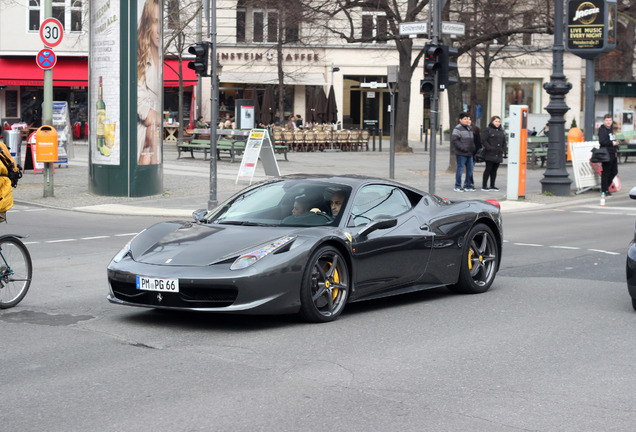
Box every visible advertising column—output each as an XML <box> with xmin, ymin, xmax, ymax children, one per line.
<box><xmin>89</xmin><ymin>0</ymin><xmax>162</xmax><ymax>197</ymax></box>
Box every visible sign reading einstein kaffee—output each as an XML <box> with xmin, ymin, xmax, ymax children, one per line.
<box><xmin>566</xmin><ymin>0</ymin><xmax>617</xmax><ymax>59</ymax></box>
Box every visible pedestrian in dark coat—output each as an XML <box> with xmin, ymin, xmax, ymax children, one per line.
<box><xmin>451</xmin><ymin>112</ymin><xmax>476</xmax><ymax>192</ymax></box>
<box><xmin>598</xmin><ymin>113</ymin><xmax>619</xmax><ymax>195</ymax></box>
<box><xmin>481</xmin><ymin>115</ymin><xmax>507</xmax><ymax>191</ymax></box>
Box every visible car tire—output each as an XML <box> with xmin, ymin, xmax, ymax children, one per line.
<box><xmin>448</xmin><ymin>223</ymin><xmax>498</xmax><ymax>294</ymax></box>
<box><xmin>299</xmin><ymin>245</ymin><xmax>349</xmax><ymax>323</ymax></box>
<box><xmin>632</xmin><ymin>297</ymin><xmax>636</xmax><ymax>311</ymax></box>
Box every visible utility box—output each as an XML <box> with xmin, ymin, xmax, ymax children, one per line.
<box><xmin>35</xmin><ymin>125</ymin><xmax>58</xmax><ymax>162</ymax></box>
<box><xmin>2</xmin><ymin>129</ymin><xmax>21</xmax><ymax>162</ymax></box>
<box><xmin>506</xmin><ymin>105</ymin><xmax>528</xmax><ymax>200</ymax></box>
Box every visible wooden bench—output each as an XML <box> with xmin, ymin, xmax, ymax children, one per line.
<box><xmin>618</xmin><ymin>143</ymin><xmax>636</xmax><ymax>163</ymax></box>
<box><xmin>527</xmin><ymin>137</ymin><xmax>548</xmax><ymax>169</ymax></box>
<box><xmin>177</xmin><ymin>128</ymin><xmax>211</xmax><ymax>159</ymax></box>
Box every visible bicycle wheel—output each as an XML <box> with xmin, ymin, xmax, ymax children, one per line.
<box><xmin>0</xmin><ymin>237</ymin><xmax>32</xmax><ymax>309</ymax></box>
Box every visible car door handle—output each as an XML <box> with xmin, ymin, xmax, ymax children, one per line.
<box><xmin>419</xmin><ymin>224</ymin><xmax>430</xmax><ymax>231</ymax></box>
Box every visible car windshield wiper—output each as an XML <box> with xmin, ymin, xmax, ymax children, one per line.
<box><xmin>217</xmin><ymin>220</ymin><xmax>270</xmax><ymax>226</ymax></box>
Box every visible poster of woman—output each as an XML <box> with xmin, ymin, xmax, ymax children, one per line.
<box><xmin>137</xmin><ymin>0</ymin><xmax>162</xmax><ymax>165</ymax></box>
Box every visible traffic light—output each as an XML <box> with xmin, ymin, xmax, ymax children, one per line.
<box><xmin>420</xmin><ymin>44</ymin><xmax>442</xmax><ymax>94</ymax></box>
<box><xmin>439</xmin><ymin>45</ymin><xmax>459</xmax><ymax>90</ymax></box>
<box><xmin>187</xmin><ymin>42</ymin><xmax>210</xmax><ymax>76</ymax></box>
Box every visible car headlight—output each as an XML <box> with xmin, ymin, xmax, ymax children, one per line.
<box><xmin>230</xmin><ymin>235</ymin><xmax>296</xmax><ymax>270</ymax></box>
<box><xmin>112</xmin><ymin>229</ymin><xmax>145</xmax><ymax>263</ymax></box>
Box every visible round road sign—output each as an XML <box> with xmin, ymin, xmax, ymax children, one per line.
<box><xmin>36</xmin><ymin>49</ymin><xmax>57</xmax><ymax>70</ymax></box>
<box><xmin>40</xmin><ymin>18</ymin><xmax>64</xmax><ymax>48</ymax></box>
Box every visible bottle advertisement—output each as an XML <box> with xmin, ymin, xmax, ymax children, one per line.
<box><xmin>90</xmin><ymin>0</ymin><xmax>120</xmax><ymax>165</ymax></box>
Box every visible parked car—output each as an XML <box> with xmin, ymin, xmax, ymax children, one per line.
<box><xmin>107</xmin><ymin>175</ymin><xmax>503</xmax><ymax>322</ymax></box>
<box><xmin>627</xmin><ymin>186</ymin><xmax>636</xmax><ymax>311</ymax></box>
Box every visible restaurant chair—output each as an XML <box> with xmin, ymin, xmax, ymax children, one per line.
<box><xmin>293</xmin><ymin>129</ymin><xmax>306</xmax><ymax>152</ymax></box>
<box><xmin>304</xmin><ymin>130</ymin><xmax>316</xmax><ymax>152</ymax></box>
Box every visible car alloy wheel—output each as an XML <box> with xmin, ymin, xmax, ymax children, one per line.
<box><xmin>300</xmin><ymin>245</ymin><xmax>349</xmax><ymax>323</ymax></box>
<box><xmin>449</xmin><ymin>223</ymin><xmax>498</xmax><ymax>294</ymax></box>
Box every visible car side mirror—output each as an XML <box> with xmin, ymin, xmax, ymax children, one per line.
<box><xmin>630</xmin><ymin>186</ymin><xmax>636</xmax><ymax>200</ymax></box>
<box><xmin>192</xmin><ymin>208</ymin><xmax>208</xmax><ymax>222</ymax></box>
<box><xmin>357</xmin><ymin>217</ymin><xmax>397</xmax><ymax>237</ymax></box>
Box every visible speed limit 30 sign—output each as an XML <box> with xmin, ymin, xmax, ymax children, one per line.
<box><xmin>40</xmin><ymin>18</ymin><xmax>64</xmax><ymax>48</ymax></box>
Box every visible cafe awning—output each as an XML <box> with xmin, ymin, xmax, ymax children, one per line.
<box><xmin>0</xmin><ymin>56</ymin><xmax>88</xmax><ymax>87</ymax></box>
<box><xmin>219</xmin><ymin>72</ymin><xmax>326</xmax><ymax>86</ymax></box>
<box><xmin>0</xmin><ymin>57</ymin><xmax>197</xmax><ymax>88</ymax></box>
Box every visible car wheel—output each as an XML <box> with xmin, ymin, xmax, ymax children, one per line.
<box><xmin>300</xmin><ymin>245</ymin><xmax>349</xmax><ymax>323</ymax></box>
<box><xmin>632</xmin><ymin>297</ymin><xmax>636</xmax><ymax>311</ymax></box>
<box><xmin>449</xmin><ymin>223</ymin><xmax>498</xmax><ymax>294</ymax></box>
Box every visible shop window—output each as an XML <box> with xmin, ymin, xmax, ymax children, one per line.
<box><xmin>5</xmin><ymin>91</ymin><xmax>18</xmax><ymax>118</ymax></box>
<box><xmin>502</xmin><ymin>79</ymin><xmax>541</xmax><ymax>119</ymax></box>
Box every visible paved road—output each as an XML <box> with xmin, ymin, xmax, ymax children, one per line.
<box><xmin>2</xmin><ymin>201</ymin><xmax>636</xmax><ymax>431</ymax></box>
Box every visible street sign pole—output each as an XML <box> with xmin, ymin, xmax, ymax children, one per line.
<box><xmin>428</xmin><ymin>0</ymin><xmax>442</xmax><ymax>196</ymax></box>
<box><xmin>43</xmin><ymin>0</ymin><xmax>54</xmax><ymax>197</ymax></box>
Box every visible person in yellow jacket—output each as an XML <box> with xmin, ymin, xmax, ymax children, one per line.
<box><xmin>0</xmin><ymin>140</ymin><xmax>21</xmax><ymax>222</ymax></box>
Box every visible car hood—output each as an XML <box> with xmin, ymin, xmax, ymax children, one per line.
<box><xmin>129</xmin><ymin>221</ymin><xmax>299</xmax><ymax>266</ymax></box>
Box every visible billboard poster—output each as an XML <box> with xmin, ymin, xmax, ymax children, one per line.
<box><xmin>90</xmin><ymin>0</ymin><xmax>120</xmax><ymax>165</ymax></box>
<box><xmin>136</xmin><ymin>0</ymin><xmax>163</xmax><ymax>165</ymax></box>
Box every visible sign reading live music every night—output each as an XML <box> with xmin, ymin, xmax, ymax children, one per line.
<box><xmin>566</xmin><ymin>0</ymin><xmax>617</xmax><ymax>59</ymax></box>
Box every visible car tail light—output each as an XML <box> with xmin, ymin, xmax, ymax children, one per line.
<box><xmin>486</xmin><ymin>199</ymin><xmax>501</xmax><ymax>209</ymax></box>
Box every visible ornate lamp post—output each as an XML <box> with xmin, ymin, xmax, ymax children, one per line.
<box><xmin>541</xmin><ymin>0</ymin><xmax>573</xmax><ymax>196</ymax></box>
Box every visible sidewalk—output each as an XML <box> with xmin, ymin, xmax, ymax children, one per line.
<box><xmin>13</xmin><ymin>138</ymin><xmax>631</xmax><ymax>217</ymax></box>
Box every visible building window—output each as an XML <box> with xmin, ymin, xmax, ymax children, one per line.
<box><xmin>237</xmin><ymin>8</ymin><xmax>246</xmax><ymax>42</ymax></box>
<box><xmin>522</xmin><ymin>13</ymin><xmax>532</xmax><ymax>46</ymax></box>
<box><xmin>237</xmin><ymin>1</ymin><xmax>301</xmax><ymax>44</ymax></box>
<box><xmin>27</xmin><ymin>0</ymin><xmax>84</xmax><ymax>32</ymax></box>
<box><xmin>361</xmin><ymin>11</ymin><xmax>387</xmax><ymax>43</ymax></box>
<box><xmin>28</xmin><ymin>0</ymin><xmax>40</xmax><ymax>31</ymax></box>
<box><xmin>166</xmin><ymin>0</ymin><xmax>179</xmax><ymax>30</ymax></box>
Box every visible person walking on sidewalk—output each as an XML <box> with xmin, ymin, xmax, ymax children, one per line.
<box><xmin>598</xmin><ymin>113</ymin><xmax>619</xmax><ymax>196</ymax></box>
<box><xmin>451</xmin><ymin>112</ymin><xmax>476</xmax><ymax>192</ymax></box>
<box><xmin>481</xmin><ymin>115</ymin><xmax>507</xmax><ymax>191</ymax></box>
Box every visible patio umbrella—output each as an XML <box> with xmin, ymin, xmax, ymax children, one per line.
<box><xmin>261</xmin><ymin>86</ymin><xmax>276</xmax><ymax>125</ymax></box>
<box><xmin>326</xmin><ymin>85</ymin><xmax>338</xmax><ymax>124</ymax></box>
<box><xmin>252</xmin><ymin>90</ymin><xmax>261</xmax><ymax>126</ymax></box>
<box><xmin>315</xmin><ymin>87</ymin><xmax>328</xmax><ymax>124</ymax></box>
<box><xmin>305</xmin><ymin>89</ymin><xmax>316</xmax><ymax>124</ymax></box>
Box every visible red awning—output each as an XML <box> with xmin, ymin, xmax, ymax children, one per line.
<box><xmin>0</xmin><ymin>56</ymin><xmax>88</xmax><ymax>87</ymax></box>
<box><xmin>0</xmin><ymin>57</ymin><xmax>197</xmax><ymax>88</ymax></box>
<box><xmin>163</xmin><ymin>59</ymin><xmax>198</xmax><ymax>87</ymax></box>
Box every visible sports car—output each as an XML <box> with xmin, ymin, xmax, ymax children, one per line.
<box><xmin>107</xmin><ymin>175</ymin><xmax>503</xmax><ymax>322</ymax></box>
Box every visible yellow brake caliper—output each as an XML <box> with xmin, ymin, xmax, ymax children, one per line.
<box><xmin>324</xmin><ymin>261</ymin><xmax>340</xmax><ymax>300</ymax></box>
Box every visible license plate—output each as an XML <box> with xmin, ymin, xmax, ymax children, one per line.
<box><xmin>136</xmin><ymin>276</ymin><xmax>179</xmax><ymax>293</ymax></box>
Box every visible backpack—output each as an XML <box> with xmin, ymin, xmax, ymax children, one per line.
<box><xmin>0</xmin><ymin>143</ymin><xmax>22</xmax><ymax>188</ymax></box>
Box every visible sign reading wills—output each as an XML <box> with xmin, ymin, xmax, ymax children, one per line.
<box><xmin>566</xmin><ymin>0</ymin><xmax>617</xmax><ymax>59</ymax></box>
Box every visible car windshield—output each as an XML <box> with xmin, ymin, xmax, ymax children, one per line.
<box><xmin>205</xmin><ymin>180</ymin><xmax>352</xmax><ymax>227</ymax></box>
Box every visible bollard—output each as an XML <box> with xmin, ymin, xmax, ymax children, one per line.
<box><xmin>372</xmin><ymin>127</ymin><xmax>376</xmax><ymax>151</ymax></box>
<box><xmin>378</xmin><ymin>128</ymin><xmax>382</xmax><ymax>152</ymax></box>
<box><xmin>424</xmin><ymin>129</ymin><xmax>429</xmax><ymax>152</ymax></box>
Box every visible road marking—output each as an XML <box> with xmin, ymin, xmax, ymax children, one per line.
<box><xmin>550</xmin><ymin>245</ymin><xmax>580</xmax><ymax>250</ymax></box>
<box><xmin>513</xmin><ymin>242</ymin><xmax>543</xmax><ymax>247</ymax></box>
<box><xmin>81</xmin><ymin>236</ymin><xmax>110</xmax><ymax>240</ymax></box>
<box><xmin>587</xmin><ymin>249</ymin><xmax>621</xmax><ymax>255</ymax></box>
<box><xmin>46</xmin><ymin>239</ymin><xmax>76</xmax><ymax>243</ymax></box>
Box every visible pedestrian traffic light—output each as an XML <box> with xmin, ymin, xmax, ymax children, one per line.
<box><xmin>187</xmin><ymin>42</ymin><xmax>210</xmax><ymax>77</ymax></box>
<box><xmin>420</xmin><ymin>44</ymin><xmax>442</xmax><ymax>94</ymax></box>
<box><xmin>439</xmin><ymin>44</ymin><xmax>459</xmax><ymax>90</ymax></box>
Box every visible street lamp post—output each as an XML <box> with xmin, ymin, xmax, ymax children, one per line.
<box><xmin>208</xmin><ymin>0</ymin><xmax>218</xmax><ymax>209</ymax></box>
<box><xmin>540</xmin><ymin>0</ymin><xmax>573</xmax><ymax>196</ymax></box>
